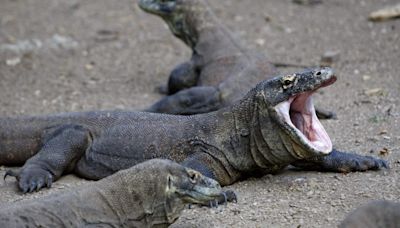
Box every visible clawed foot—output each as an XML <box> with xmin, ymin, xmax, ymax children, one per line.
<box><xmin>292</xmin><ymin>149</ymin><xmax>389</xmax><ymax>173</ymax></box>
<box><xmin>335</xmin><ymin>154</ymin><xmax>389</xmax><ymax>173</ymax></box>
<box><xmin>319</xmin><ymin>149</ymin><xmax>389</xmax><ymax>173</ymax></box>
<box><xmin>4</xmin><ymin>165</ymin><xmax>54</xmax><ymax>193</ymax></box>
<box><xmin>208</xmin><ymin>189</ymin><xmax>237</xmax><ymax>208</ymax></box>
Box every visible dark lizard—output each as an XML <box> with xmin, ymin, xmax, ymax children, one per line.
<box><xmin>1</xmin><ymin>67</ymin><xmax>387</xmax><ymax>193</ymax></box>
<box><xmin>0</xmin><ymin>159</ymin><xmax>230</xmax><ymax>228</ymax></box>
<box><xmin>339</xmin><ymin>200</ymin><xmax>400</xmax><ymax>228</ymax></box>
<box><xmin>139</xmin><ymin>0</ymin><xmax>335</xmax><ymax>119</ymax></box>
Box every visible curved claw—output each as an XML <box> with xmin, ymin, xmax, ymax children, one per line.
<box><xmin>224</xmin><ymin>190</ymin><xmax>238</xmax><ymax>203</ymax></box>
<box><xmin>373</xmin><ymin>157</ymin><xmax>389</xmax><ymax>170</ymax></box>
<box><xmin>381</xmin><ymin>160</ymin><xmax>389</xmax><ymax>169</ymax></box>
<box><xmin>4</xmin><ymin>170</ymin><xmax>19</xmax><ymax>181</ymax></box>
<box><xmin>357</xmin><ymin>156</ymin><xmax>389</xmax><ymax>172</ymax></box>
<box><xmin>45</xmin><ymin>173</ymin><xmax>53</xmax><ymax>188</ymax></box>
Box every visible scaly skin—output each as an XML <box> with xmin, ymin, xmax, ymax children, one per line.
<box><xmin>339</xmin><ymin>201</ymin><xmax>400</xmax><ymax>228</ymax></box>
<box><xmin>1</xmin><ymin>68</ymin><xmax>387</xmax><ymax>193</ymax></box>
<box><xmin>0</xmin><ymin>159</ymin><xmax>230</xmax><ymax>228</ymax></box>
<box><xmin>139</xmin><ymin>0</ymin><xmax>335</xmax><ymax>118</ymax></box>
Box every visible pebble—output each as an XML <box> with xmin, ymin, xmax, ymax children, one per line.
<box><xmin>369</xmin><ymin>3</ymin><xmax>400</xmax><ymax>22</ymax></box>
<box><xmin>362</xmin><ymin>75</ymin><xmax>371</xmax><ymax>81</ymax></box>
<box><xmin>364</xmin><ymin>88</ymin><xmax>384</xmax><ymax>96</ymax></box>
<box><xmin>94</xmin><ymin>29</ymin><xmax>119</xmax><ymax>42</ymax></box>
<box><xmin>292</xmin><ymin>0</ymin><xmax>322</xmax><ymax>5</ymax></box>
<box><xmin>320</xmin><ymin>50</ymin><xmax>340</xmax><ymax>66</ymax></box>
<box><xmin>379</xmin><ymin>147</ymin><xmax>390</xmax><ymax>156</ymax></box>
<box><xmin>255</xmin><ymin>38</ymin><xmax>266</xmax><ymax>46</ymax></box>
<box><xmin>5</xmin><ymin>57</ymin><xmax>21</xmax><ymax>66</ymax></box>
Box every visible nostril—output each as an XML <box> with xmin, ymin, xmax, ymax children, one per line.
<box><xmin>316</xmin><ymin>71</ymin><xmax>321</xmax><ymax>76</ymax></box>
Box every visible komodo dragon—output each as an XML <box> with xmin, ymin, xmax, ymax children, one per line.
<box><xmin>1</xmin><ymin>159</ymin><xmax>229</xmax><ymax>228</ymax></box>
<box><xmin>2</xmin><ymin>68</ymin><xmax>387</xmax><ymax>193</ymax></box>
<box><xmin>339</xmin><ymin>200</ymin><xmax>400</xmax><ymax>228</ymax></box>
<box><xmin>139</xmin><ymin>0</ymin><xmax>335</xmax><ymax>119</ymax></box>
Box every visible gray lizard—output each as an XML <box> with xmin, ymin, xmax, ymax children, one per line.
<box><xmin>139</xmin><ymin>0</ymin><xmax>335</xmax><ymax>119</ymax></box>
<box><xmin>1</xmin><ymin>67</ymin><xmax>387</xmax><ymax>193</ymax></box>
<box><xmin>339</xmin><ymin>200</ymin><xmax>400</xmax><ymax>228</ymax></box>
<box><xmin>1</xmin><ymin>159</ymin><xmax>229</xmax><ymax>228</ymax></box>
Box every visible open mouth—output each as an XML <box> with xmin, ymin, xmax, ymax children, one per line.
<box><xmin>274</xmin><ymin>77</ymin><xmax>336</xmax><ymax>154</ymax></box>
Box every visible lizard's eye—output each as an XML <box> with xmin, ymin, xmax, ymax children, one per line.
<box><xmin>187</xmin><ymin>170</ymin><xmax>199</xmax><ymax>184</ymax></box>
<box><xmin>283</xmin><ymin>79</ymin><xmax>292</xmax><ymax>86</ymax></box>
<box><xmin>314</xmin><ymin>71</ymin><xmax>322</xmax><ymax>76</ymax></box>
<box><xmin>281</xmin><ymin>74</ymin><xmax>296</xmax><ymax>89</ymax></box>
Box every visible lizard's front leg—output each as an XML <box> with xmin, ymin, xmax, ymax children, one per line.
<box><xmin>291</xmin><ymin>149</ymin><xmax>388</xmax><ymax>172</ymax></box>
<box><xmin>145</xmin><ymin>86</ymin><xmax>221</xmax><ymax>115</ymax></box>
<box><xmin>5</xmin><ymin>125</ymin><xmax>91</xmax><ymax>193</ymax></box>
<box><xmin>157</xmin><ymin>60</ymin><xmax>200</xmax><ymax>95</ymax></box>
<box><xmin>167</xmin><ymin>61</ymin><xmax>200</xmax><ymax>94</ymax></box>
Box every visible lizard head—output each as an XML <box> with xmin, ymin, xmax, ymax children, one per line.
<box><xmin>165</xmin><ymin>164</ymin><xmax>223</xmax><ymax>205</ymax></box>
<box><xmin>252</xmin><ymin>67</ymin><xmax>336</xmax><ymax>158</ymax></box>
<box><xmin>130</xmin><ymin>159</ymin><xmax>225</xmax><ymax>226</ymax></box>
<box><xmin>138</xmin><ymin>0</ymin><xmax>208</xmax><ymax>47</ymax></box>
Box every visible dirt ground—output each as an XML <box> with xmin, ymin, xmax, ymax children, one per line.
<box><xmin>0</xmin><ymin>0</ymin><xmax>399</xmax><ymax>227</ymax></box>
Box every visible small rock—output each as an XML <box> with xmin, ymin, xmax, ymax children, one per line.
<box><xmin>255</xmin><ymin>38</ymin><xmax>266</xmax><ymax>46</ymax></box>
<box><xmin>364</xmin><ymin>88</ymin><xmax>384</xmax><ymax>96</ymax></box>
<box><xmin>379</xmin><ymin>147</ymin><xmax>390</xmax><ymax>156</ymax></box>
<box><xmin>320</xmin><ymin>50</ymin><xmax>340</xmax><ymax>66</ymax></box>
<box><xmin>264</xmin><ymin>14</ymin><xmax>272</xmax><ymax>22</ymax></box>
<box><xmin>369</xmin><ymin>3</ymin><xmax>400</xmax><ymax>22</ymax></box>
<box><xmin>379</xmin><ymin>130</ymin><xmax>388</xmax><ymax>135</ymax></box>
<box><xmin>362</xmin><ymin>75</ymin><xmax>371</xmax><ymax>81</ymax></box>
<box><xmin>292</xmin><ymin>0</ymin><xmax>322</xmax><ymax>5</ymax></box>
<box><xmin>230</xmin><ymin>208</ymin><xmax>241</xmax><ymax>215</ymax></box>
<box><xmin>94</xmin><ymin>30</ymin><xmax>119</xmax><ymax>42</ymax></box>
<box><xmin>5</xmin><ymin>57</ymin><xmax>21</xmax><ymax>66</ymax></box>
<box><xmin>85</xmin><ymin>62</ymin><xmax>95</xmax><ymax>70</ymax></box>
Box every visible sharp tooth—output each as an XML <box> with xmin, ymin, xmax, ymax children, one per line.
<box><xmin>313</xmin><ymin>140</ymin><xmax>325</xmax><ymax>148</ymax></box>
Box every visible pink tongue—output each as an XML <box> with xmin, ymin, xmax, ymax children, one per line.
<box><xmin>290</xmin><ymin>112</ymin><xmax>315</xmax><ymax>141</ymax></box>
<box><xmin>290</xmin><ymin>91</ymin><xmax>317</xmax><ymax>142</ymax></box>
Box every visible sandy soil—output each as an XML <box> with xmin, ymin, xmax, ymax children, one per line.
<box><xmin>0</xmin><ymin>0</ymin><xmax>399</xmax><ymax>227</ymax></box>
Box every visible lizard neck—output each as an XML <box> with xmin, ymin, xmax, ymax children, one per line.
<box><xmin>193</xmin><ymin>25</ymin><xmax>244</xmax><ymax>65</ymax></box>
<box><xmin>171</xmin><ymin>1</ymin><xmax>244</xmax><ymax>64</ymax></box>
<box><xmin>228</xmin><ymin>87</ymin><xmax>308</xmax><ymax>172</ymax></box>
